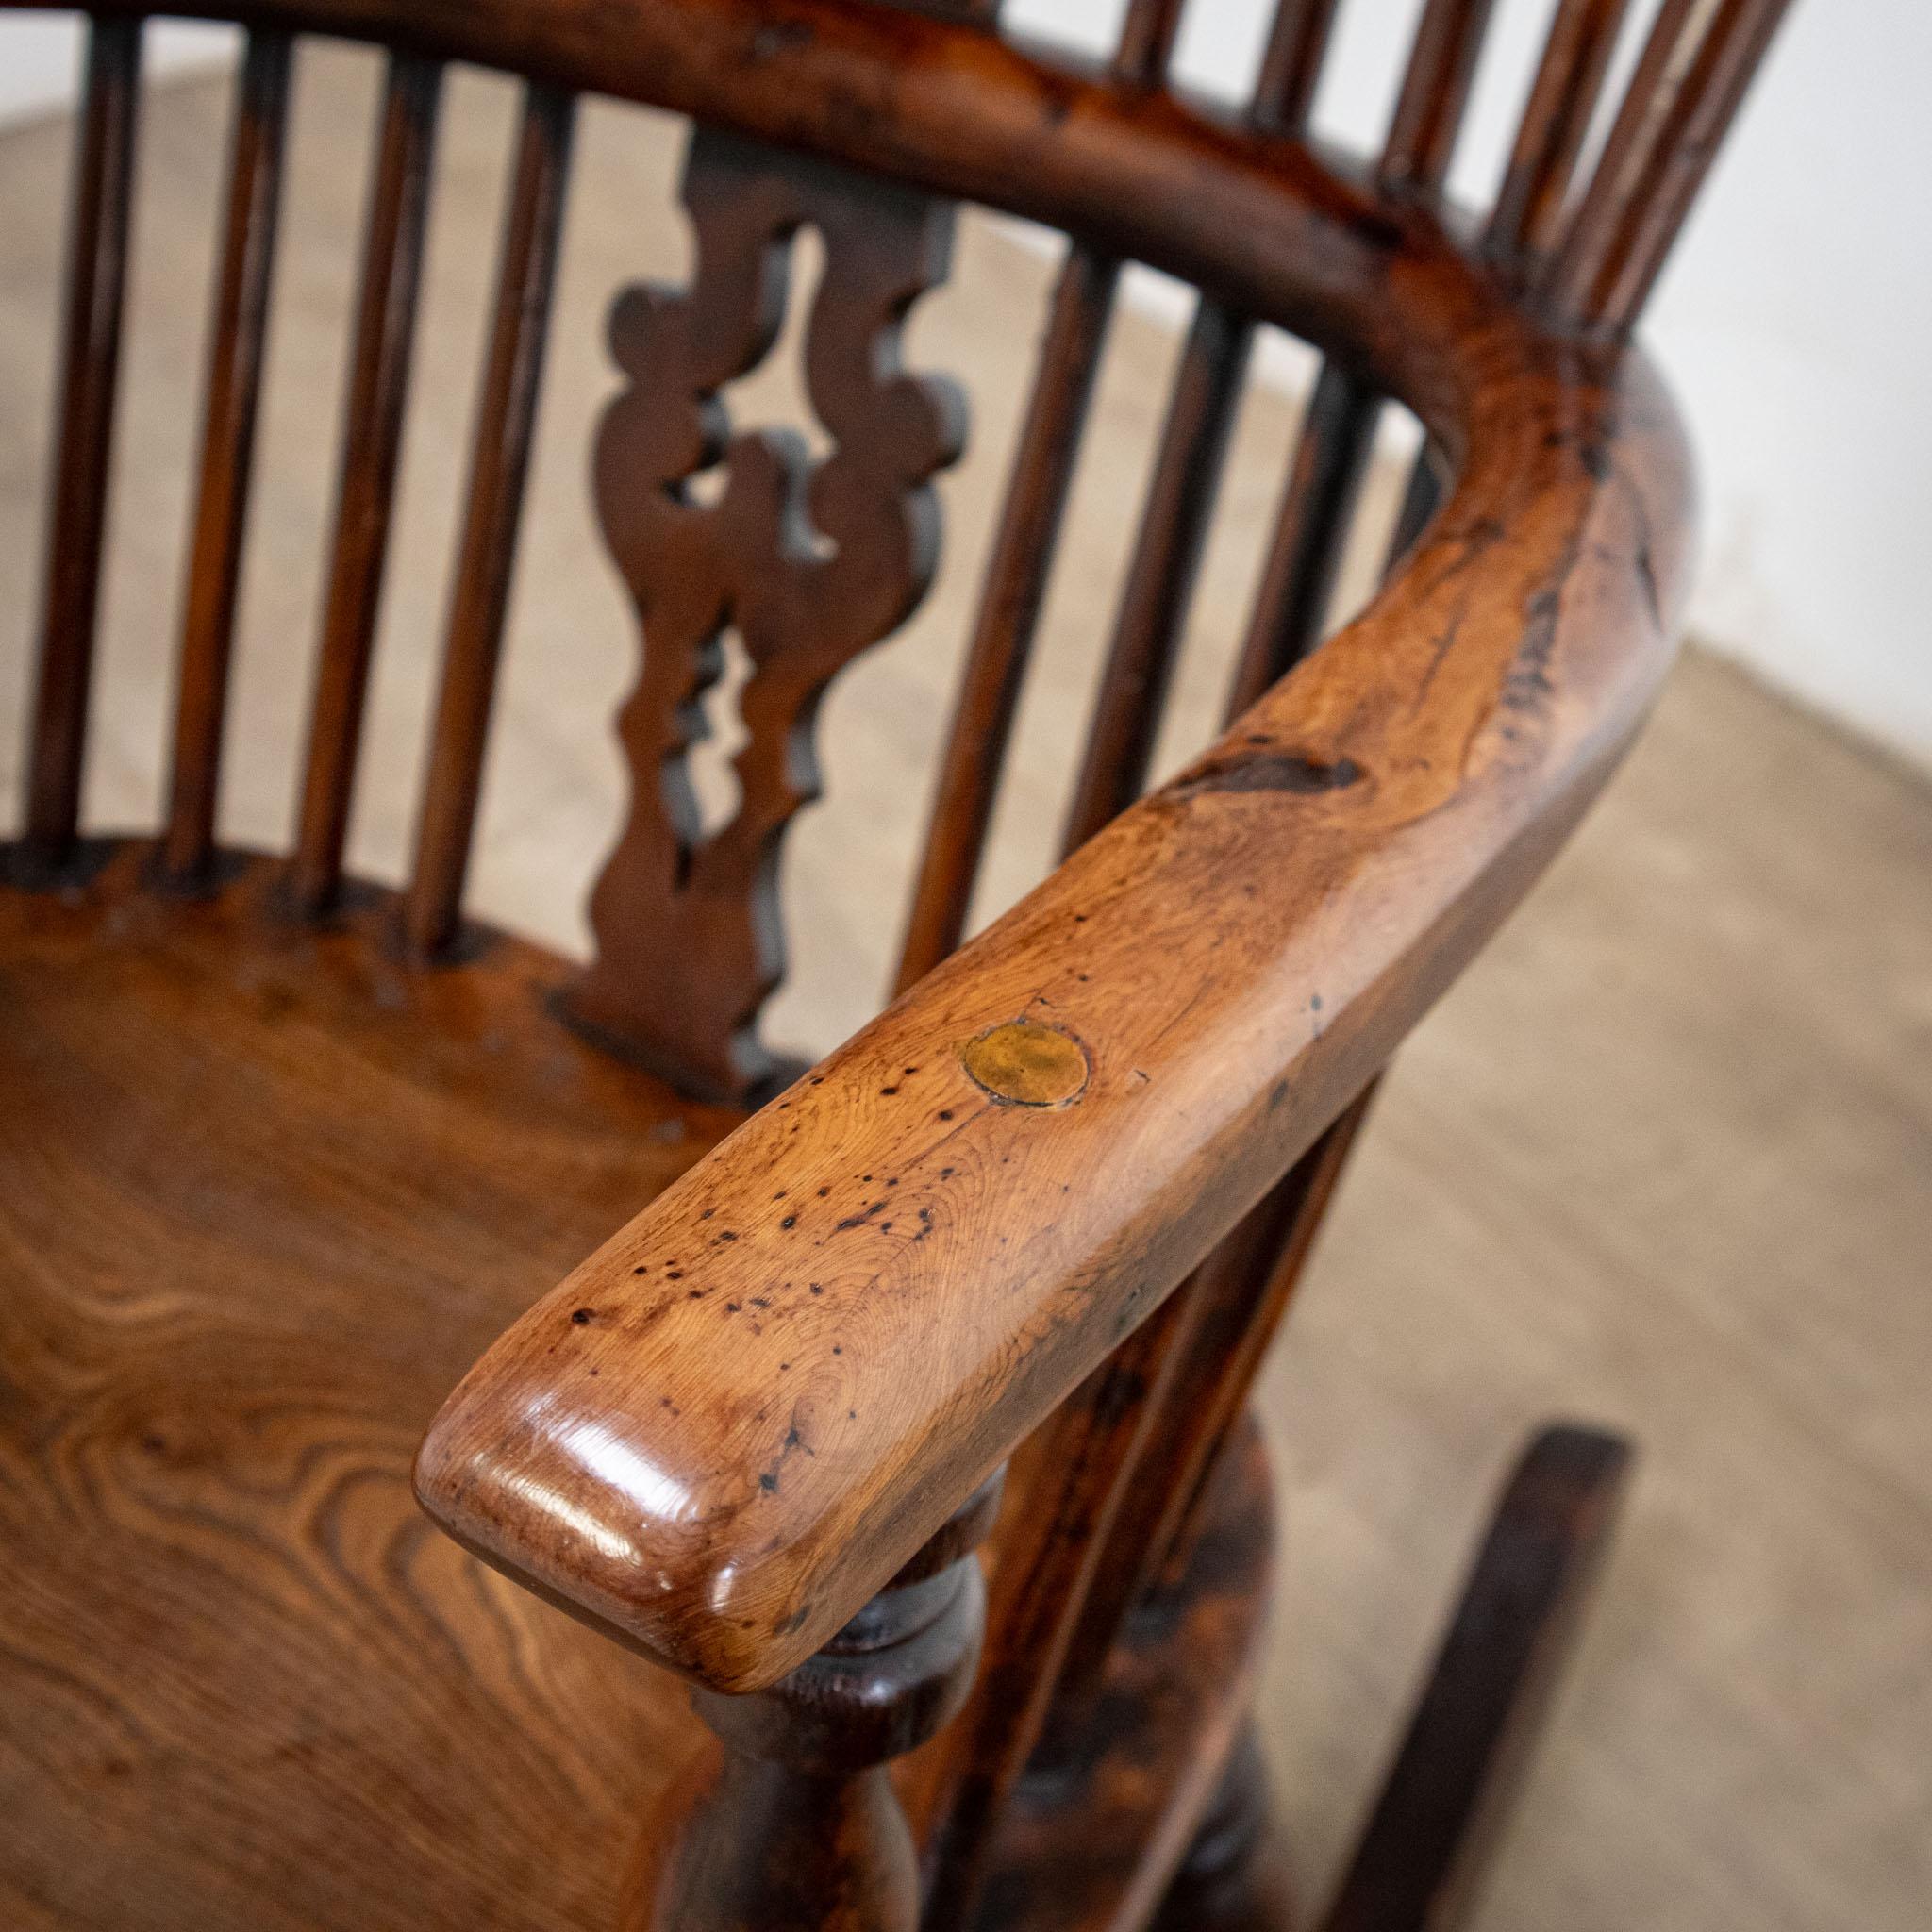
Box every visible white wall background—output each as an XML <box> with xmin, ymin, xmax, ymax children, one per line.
<box><xmin>0</xmin><ymin>12</ymin><xmax>232</xmax><ymax>118</ymax></box>
<box><xmin>3</xmin><ymin>2</ymin><xmax>1927</xmax><ymax>767</ymax></box>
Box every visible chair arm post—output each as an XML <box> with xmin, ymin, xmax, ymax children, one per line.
<box><xmin>624</xmin><ymin>1474</ymin><xmax>1003</xmax><ymax>1932</ymax></box>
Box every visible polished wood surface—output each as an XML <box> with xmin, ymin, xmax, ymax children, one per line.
<box><xmin>0</xmin><ymin>843</ymin><xmax>736</xmax><ymax>1930</ymax></box>
<box><xmin>398</xmin><ymin>0</ymin><xmax>1746</xmax><ymax>1739</ymax></box>
<box><xmin>416</xmin><ymin>327</ymin><xmax>1694</xmax><ymax>1695</ymax></box>
<box><xmin>0</xmin><ymin>841</ymin><xmax>1260</xmax><ymax>1932</ymax></box>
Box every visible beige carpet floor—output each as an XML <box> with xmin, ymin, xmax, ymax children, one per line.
<box><xmin>1</xmin><ymin>44</ymin><xmax>1926</xmax><ymax>1931</ymax></box>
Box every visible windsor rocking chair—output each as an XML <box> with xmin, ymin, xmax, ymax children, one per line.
<box><xmin>0</xmin><ymin>1</ymin><xmax>1790</xmax><ymax>1927</ymax></box>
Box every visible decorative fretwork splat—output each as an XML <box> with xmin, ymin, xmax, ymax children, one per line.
<box><xmin>566</xmin><ymin>127</ymin><xmax>965</xmax><ymax>1103</ymax></box>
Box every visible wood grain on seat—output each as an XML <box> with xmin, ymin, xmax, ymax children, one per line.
<box><xmin>0</xmin><ymin>844</ymin><xmax>737</xmax><ymax>1932</ymax></box>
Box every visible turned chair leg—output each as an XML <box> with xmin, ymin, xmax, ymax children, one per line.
<box><xmin>1315</xmin><ymin>1424</ymin><xmax>1634</xmax><ymax>1932</ymax></box>
<box><xmin>624</xmin><ymin>1476</ymin><xmax>1001</xmax><ymax>1932</ymax></box>
<box><xmin>1148</xmin><ymin>1727</ymin><xmax>1297</xmax><ymax>1932</ymax></box>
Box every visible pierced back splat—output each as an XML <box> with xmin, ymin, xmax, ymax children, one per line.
<box><xmin>566</xmin><ymin>127</ymin><xmax>965</xmax><ymax>1104</ymax></box>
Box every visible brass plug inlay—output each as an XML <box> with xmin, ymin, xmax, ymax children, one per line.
<box><xmin>961</xmin><ymin>1021</ymin><xmax>1090</xmax><ymax>1108</ymax></box>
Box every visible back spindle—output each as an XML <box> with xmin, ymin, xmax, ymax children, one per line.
<box><xmin>1113</xmin><ymin>0</ymin><xmax>1191</xmax><ymax>87</ymax></box>
<box><xmin>911</xmin><ymin>0</ymin><xmax>1369</xmax><ymax>1912</ymax></box>
<box><xmin>1392</xmin><ymin>0</ymin><xmax>1637</xmax><ymax>574</ymax></box>
<box><xmin>1148</xmin><ymin>4</ymin><xmax>1798</xmax><ymax>1674</ymax></box>
<box><xmin>1018</xmin><ymin>4</ymin><xmax>1790</xmax><ymax>1894</ymax></box>
<box><xmin>403</xmin><ymin>83</ymin><xmax>575</xmax><ymax>959</ymax></box>
<box><xmin>1388</xmin><ymin>0</ymin><xmax>1650</xmax><ymax>572</ymax></box>
<box><xmin>1373</xmin><ymin>0</ymin><xmax>1506</xmax><ymax>580</ymax></box>
<box><xmin>1117</xmin><ymin>0</ymin><xmax>1515</xmax><ymax>1560</ymax></box>
<box><xmin>1381</xmin><ymin>0</ymin><xmax>1500</xmax><ymax>198</ymax></box>
<box><xmin>19</xmin><ymin>14</ymin><xmax>143</xmax><ymax>874</ymax></box>
<box><xmin>1233</xmin><ymin>0</ymin><xmax>1493</xmax><ymax>735</ymax></box>
<box><xmin>1486</xmin><ymin>0</ymin><xmax>1631</xmax><ymax>278</ymax></box>
<box><xmin>1058</xmin><ymin>2</ymin><xmax>1380</xmax><ymax>858</ymax></box>
<box><xmin>916</xmin><ymin>1291</ymin><xmax>1199</xmax><ymax>1932</ymax></box>
<box><xmin>160</xmin><ymin>29</ymin><xmax>294</xmax><ymax>887</ymax></box>
<box><xmin>289</xmin><ymin>51</ymin><xmax>443</xmax><ymax>916</ymax></box>
<box><xmin>1549</xmin><ymin>0</ymin><xmax>1794</xmax><ymax>332</ymax></box>
<box><xmin>1224</xmin><ymin>361</ymin><xmax>1376</xmax><ymax>713</ymax></box>
<box><xmin>894</xmin><ymin>0</ymin><xmax>1188</xmax><ymax>990</ymax></box>
<box><xmin>1252</xmin><ymin>0</ymin><xmax>1345</xmax><ymax>135</ymax></box>
<box><xmin>1218</xmin><ymin>6</ymin><xmax>1365</xmax><ymax>702</ymax></box>
<box><xmin>1058</xmin><ymin>0</ymin><xmax>1363</xmax><ymax>858</ymax></box>
<box><xmin>1057</xmin><ymin>294</ymin><xmax>1253</xmax><ymax>854</ymax></box>
<box><xmin>893</xmin><ymin>244</ymin><xmax>1116</xmax><ymax>991</ymax></box>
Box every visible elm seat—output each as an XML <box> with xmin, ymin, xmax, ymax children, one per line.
<box><xmin>0</xmin><ymin>845</ymin><xmax>728</xmax><ymax>1931</ymax></box>
<box><xmin>0</xmin><ymin>841</ymin><xmax>1269</xmax><ymax>1928</ymax></box>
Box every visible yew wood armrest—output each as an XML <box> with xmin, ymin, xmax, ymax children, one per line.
<box><xmin>416</xmin><ymin>329</ymin><xmax>1690</xmax><ymax>1696</ymax></box>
